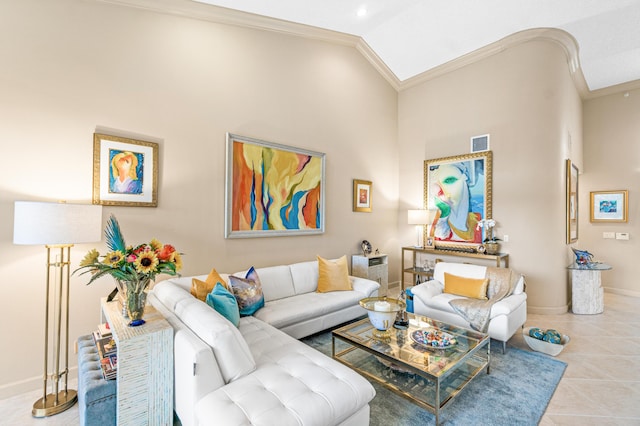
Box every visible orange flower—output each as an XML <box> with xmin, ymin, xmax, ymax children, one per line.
<box><xmin>157</xmin><ymin>244</ymin><xmax>176</xmax><ymax>261</ymax></box>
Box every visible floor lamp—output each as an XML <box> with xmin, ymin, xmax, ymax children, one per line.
<box><xmin>13</xmin><ymin>201</ymin><xmax>102</xmax><ymax>417</ymax></box>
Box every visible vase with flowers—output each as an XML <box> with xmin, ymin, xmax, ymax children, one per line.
<box><xmin>476</xmin><ymin>218</ymin><xmax>501</xmax><ymax>255</ymax></box>
<box><xmin>75</xmin><ymin>215</ymin><xmax>183</xmax><ymax>326</ymax></box>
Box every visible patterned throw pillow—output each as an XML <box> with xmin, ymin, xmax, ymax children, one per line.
<box><xmin>206</xmin><ymin>283</ymin><xmax>240</xmax><ymax>327</ymax></box>
<box><xmin>191</xmin><ymin>268</ymin><xmax>229</xmax><ymax>301</ymax></box>
<box><xmin>316</xmin><ymin>255</ymin><xmax>352</xmax><ymax>293</ymax></box>
<box><xmin>228</xmin><ymin>266</ymin><xmax>265</xmax><ymax>316</ymax></box>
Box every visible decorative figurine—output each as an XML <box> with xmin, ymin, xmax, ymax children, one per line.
<box><xmin>361</xmin><ymin>240</ymin><xmax>372</xmax><ymax>256</ymax></box>
<box><xmin>571</xmin><ymin>248</ymin><xmax>594</xmax><ymax>266</ymax></box>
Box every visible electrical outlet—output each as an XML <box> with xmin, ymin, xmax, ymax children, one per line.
<box><xmin>503</xmin><ymin>235</ymin><xmax>509</xmax><ymax>242</ymax></box>
<box><xmin>616</xmin><ymin>232</ymin><xmax>630</xmax><ymax>240</ymax></box>
<box><xmin>603</xmin><ymin>232</ymin><xmax>615</xmax><ymax>239</ymax></box>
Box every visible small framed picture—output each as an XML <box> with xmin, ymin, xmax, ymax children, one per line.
<box><xmin>93</xmin><ymin>133</ymin><xmax>159</xmax><ymax>207</ymax></box>
<box><xmin>590</xmin><ymin>190</ymin><xmax>628</xmax><ymax>223</ymax></box>
<box><xmin>353</xmin><ymin>179</ymin><xmax>372</xmax><ymax>212</ymax></box>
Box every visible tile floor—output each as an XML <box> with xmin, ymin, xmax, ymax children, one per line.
<box><xmin>1</xmin><ymin>292</ymin><xmax>638</xmax><ymax>425</ymax></box>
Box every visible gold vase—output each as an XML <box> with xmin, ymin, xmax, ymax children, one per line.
<box><xmin>485</xmin><ymin>241</ymin><xmax>500</xmax><ymax>255</ymax></box>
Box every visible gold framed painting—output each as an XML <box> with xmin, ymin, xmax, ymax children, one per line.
<box><xmin>590</xmin><ymin>190</ymin><xmax>628</xmax><ymax>223</ymax></box>
<box><xmin>424</xmin><ymin>151</ymin><xmax>492</xmax><ymax>251</ymax></box>
<box><xmin>225</xmin><ymin>133</ymin><xmax>325</xmax><ymax>238</ymax></box>
<box><xmin>92</xmin><ymin>133</ymin><xmax>158</xmax><ymax>207</ymax></box>
<box><xmin>353</xmin><ymin>179</ymin><xmax>372</xmax><ymax>212</ymax></box>
<box><xmin>566</xmin><ymin>159</ymin><xmax>579</xmax><ymax>243</ymax></box>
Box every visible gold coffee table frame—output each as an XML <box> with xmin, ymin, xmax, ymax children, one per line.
<box><xmin>332</xmin><ymin>314</ymin><xmax>490</xmax><ymax>425</ymax></box>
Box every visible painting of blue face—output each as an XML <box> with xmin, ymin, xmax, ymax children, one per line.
<box><xmin>424</xmin><ymin>151</ymin><xmax>492</xmax><ymax>251</ymax></box>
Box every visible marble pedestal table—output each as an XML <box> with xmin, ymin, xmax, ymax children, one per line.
<box><xmin>568</xmin><ymin>263</ymin><xmax>612</xmax><ymax>314</ymax></box>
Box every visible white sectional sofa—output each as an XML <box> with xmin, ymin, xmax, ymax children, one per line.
<box><xmin>148</xmin><ymin>260</ymin><xmax>379</xmax><ymax>426</ymax></box>
<box><xmin>411</xmin><ymin>262</ymin><xmax>527</xmax><ymax>353</ymax></box>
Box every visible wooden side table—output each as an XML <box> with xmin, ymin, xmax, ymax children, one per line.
<box><xmin>351</xmin><ymin>254</ymin><xmax>388</xmax><ymax>296</ymax></box>
<box><xmin>101</xmin><ymin>299</ymin><xmax>173</xmax><ymax>425</ymax></box>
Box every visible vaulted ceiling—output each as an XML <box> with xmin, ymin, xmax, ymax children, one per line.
<box><xmin>193</xmin><ymin>0</ymin><xmax>640</xmax><ymax>93</ymax></box>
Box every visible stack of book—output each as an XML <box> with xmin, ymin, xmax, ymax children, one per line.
<box><xmin>92</xmin><ymin>323</ymin><xmax>117</xmax><ymax>380</ymax></box>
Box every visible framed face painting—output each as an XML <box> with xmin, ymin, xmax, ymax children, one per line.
<box><xmin>225</xmin><ymin>133</ymin><xmax>325</xmax><ymax>238</ymax></box>
<box><xmin>566</xmin><ymin>159</ymin><xmax>579</xmax><ymax>243</ymax></box>
<box><xmin>424</xmin><ymin>151</ymin><xmax>492</xmax><ymax>251</ymax></box>
<box><xmin>353</xmin><ymin>179</ymin><xmax>372</xmax><ymax>212</ymax></box>
<box><xmin>92</xmin><ymin>133</ymin><xmax>158</xmax><ymax>207</ymax></box>
<box><xmin>590</xmin><ymin>190</ymin><xmax>628</xmax><ymax>222</ymax></box>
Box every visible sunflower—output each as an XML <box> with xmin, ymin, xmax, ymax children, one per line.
<box><xmin>103</xmin><ymin>251</ymin><xmax>124</xmax><ymax>266</ymax></box>
<box><xmin>134</xmin><ymin>251</ymin><xmax>159</xmax><ymax>274</ymax></box>
<box><xmin>79</xmin><ymin>249</ymin><xmax>100</xmax><ymax>267</ymax></box>
<box><xmin>149</xmin><ymin>238</ymin><xmax>163</xmax><ymax>252</ymax></box>
<box><xmin>171</xmin><ymin>252</ymin><xmax>184</xmax><ymax>272</ymax></box>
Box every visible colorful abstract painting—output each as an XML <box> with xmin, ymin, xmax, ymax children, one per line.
<box><xmin>225</xmin><ymin>133</ymin><xmax>325</xmax><ymax>238</ymax></box>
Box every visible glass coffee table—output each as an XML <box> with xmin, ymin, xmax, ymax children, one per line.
<box><xmin>332</xmin><ymin>314</ymin><xmax>490</xmax><ymax>424</ymax></box>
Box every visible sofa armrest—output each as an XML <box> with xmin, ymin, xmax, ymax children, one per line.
<box><xmin>350</xmin><ymin>276</ymin><xmax>380</xmax><ymax>297</ymax></box>
<box><xmin>411</xmin><ymin>280</ymin><xmax>443</xmax><ymax>302</ymax></box>
<box><xmin>490</xmin><ymin>293</ymin><xmax>527</xmax><ymax>317</ymax></box>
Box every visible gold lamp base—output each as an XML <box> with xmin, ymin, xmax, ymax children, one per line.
<box><xmin>32</xmin><ymin>390</ymin><xmax>77</xmax><ymax>418</ymax></box>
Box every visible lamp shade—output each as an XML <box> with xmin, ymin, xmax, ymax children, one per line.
<box><xmin>407</xmin><ymin>209</ymin><xmax>429</xmax><ymax>225</ymax></box>
<box><xmin>14</xmin><ymin>201</ymin><xmax>103</xmax><ymax>245</ymax></box>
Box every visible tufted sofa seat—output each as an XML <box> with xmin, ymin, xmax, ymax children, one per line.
<box><xmin>148</xmin><ymin>261</ymin><xmax>377</xmax><ymax>426</ymax></box>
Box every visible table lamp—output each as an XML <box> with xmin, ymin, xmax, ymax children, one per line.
<box><xmin>14</xmin><ymin>201</ymin><xmax>102</xmax><ymax>417</ymax></box>
<box><xmin>407</xmin><ymin>209</ymin><xmax>429</xmax><ymax>247</ymax></box>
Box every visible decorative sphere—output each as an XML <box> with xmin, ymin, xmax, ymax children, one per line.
<box><xmin>543</xmin><ymin>330</ymin><xmax>561</xmax><ymax>344</ymax></box>
<box><xmin>529</xmin><ymin>327</ymin><xmax>544</xmax><ymax>340</ymax></box>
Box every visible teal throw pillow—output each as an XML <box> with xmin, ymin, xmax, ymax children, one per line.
<box><xmin>228</xmin><ymin>266</ymin><xmax>265</xmax><ymax>316</ymax></box>
<box><xmin>206</xmin><ymin>283</ymin><xmax>240</xmax><ymax>327</ymax></box>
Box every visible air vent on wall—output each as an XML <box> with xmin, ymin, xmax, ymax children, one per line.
<box><xmin>470</xmin><ymin>134</ymin><xmax>490</xmax><ymax>152</ymax></box>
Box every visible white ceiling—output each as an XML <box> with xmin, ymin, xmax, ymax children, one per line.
<box><xmin>193</xmin><ymin>0</ymin><xmax>640</xmax><ymax>91</ymax></box>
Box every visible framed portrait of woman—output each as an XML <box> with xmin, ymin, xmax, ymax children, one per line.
<box><xmin>93</xmin><ymin>133</ymin><xmax>158</xmax><ymax>207</ymax></box>
<box><xmin>424</xmin><ymin>151</ymin><xmax>492</xmax><ymax>251</ymax></box>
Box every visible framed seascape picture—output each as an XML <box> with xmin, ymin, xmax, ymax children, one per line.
<box><xmin>225</xmin><ymin>133</ymin><xmax>325</xmax><ymax>238</ymax></box>
<box><xmin>424</xmin><ymin>151</ymin><xmax>492</xmax><ymax>251</ymax></box>
<box><xmin>566</xmin><ymin>159</ymin><xmax>579</xmax><ymax>243</ymax></box>
<box><xmin>92</xmin><ymin>133</ymin><xmax>158</xmax><ymax>207</ymax></box>
<box><xmin>353</xmin><ymin>179</ymin><xmax>372</xmax><ymax>212</ymax></box>
<box><xmin>590</xmin><ymin>190</ymin><xmax>628</xmax><ymax>222</ymax></box>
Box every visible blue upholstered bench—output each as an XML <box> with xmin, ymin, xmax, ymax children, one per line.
<box><xmin>77</xmin><ymin>334</ymin><xmax>116</xmax><ymax>426</ymax></box>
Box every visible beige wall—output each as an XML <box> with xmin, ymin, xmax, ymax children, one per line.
<box><xmin>581</xmin><ymin>89</ymin><xmax>640</xmax><ymax>295</ymax></box>
<box><xmin>398</xmin><ymin>39</ymin><xmax>583</xmax><ymax>313</ymax></box>
<box><xmin>0</xmin><ymin>0</ymin><xmax>398</xmax><ymax>394</ymax></box>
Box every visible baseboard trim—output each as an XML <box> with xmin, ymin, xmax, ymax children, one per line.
<box><xmin>604</xmin><ymin>286</ymin><xmax>640</xmax><ymax>298</ymax></box>
<box><xmin>527</xmin><ymin>304</ymin><xmax>570</xmax><ymax>315</ymax></box>
<box><xmin>0</xmin><ymin>367</ymin><xmax>78</xmax><ymax>400</ymax></box>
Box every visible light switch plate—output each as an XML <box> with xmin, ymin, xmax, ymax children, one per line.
<box><xmin>603</xmin><ymin>232</ymin><xmax>615</xmax><ymax>239</ymax></box>
<box><xmin>616</xmin><ymin>232</ymin><xmax>629</xmax><ymax>240</ymax></box>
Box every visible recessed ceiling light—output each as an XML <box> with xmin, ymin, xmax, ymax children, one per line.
<box><xmin>356</xmin><ymin>7</ymin><xmax>367</xmax><ymax>17</ymax></box>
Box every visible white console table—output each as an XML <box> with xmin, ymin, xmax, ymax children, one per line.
<box><xmin>568</xmin><ymin>263</ymin><xmax>612</xmax><ymax>315</ymax></box>
<box><xmin>101</xmin><ymin>299</ymin><xmax>173</xmax><ymax>425</ymax></box>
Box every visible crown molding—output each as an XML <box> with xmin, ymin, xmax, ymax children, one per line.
<box><xmin>90</xmin><ymin>1</ymin><xmax>616</xmax><ymax>99</ymax></box>
<box><xmin>398</xmin><ymin>28</ymin><xmax>589</xmax><ymax>98</ymax></box>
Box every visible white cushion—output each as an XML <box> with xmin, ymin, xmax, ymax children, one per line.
<box><xmin>289</xmin><ymin>261</ymin><xmax>319</xmax><ymax>294</ymax></box>
<box><xmin>433</xmin><ymin>262</ymin><xmax>487</xmax><ymax>283</ymax></box>
<box><xmin>152</xmin><ymin>280</ymin><xmax>194</xmax><ymax>312</ymax></box>
<box><xmin>254</xmin><ymin>265</ymin><xmax>296</xmax><ymax>302</ymax></box>
<box><xmin>254</xmin><ymin>290</ymin><xmax>364</xmax><ymax>329</ymax></box>
<box><xmin>176</xmin><ymin>298</ymin><xmax>256</xmax><ymax>383</ymax></box>
<box><xmin>195</xmin><ymin>316</ymin><xmax>375</xmax><ymax>426</ymax></box>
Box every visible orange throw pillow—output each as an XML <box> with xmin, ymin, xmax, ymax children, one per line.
<box><xmin>317</xmin><ymin>255</ymin><xmax>352</xmax><ymax>293</ymax></box>
<box><xmin>443</xmin><ymin>272</ymin><xmax>489</xmax><ymax>300</ymax></box>
<box><xmin>191</xmin><ymin>268</ymin><xmax>228</xmax><ymax>301</ymax></box>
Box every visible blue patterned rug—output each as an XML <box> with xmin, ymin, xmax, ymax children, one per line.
<box><xmin>301</xmin><ymin>328</ymin><xmax>566</xmax><ymax>426</ymax></box>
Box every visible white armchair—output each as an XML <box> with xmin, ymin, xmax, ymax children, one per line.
<box><xmin>411</xmin><ymin>262</ymin><xmax>527</xmax><ymax>353</ymax></box>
